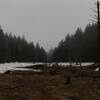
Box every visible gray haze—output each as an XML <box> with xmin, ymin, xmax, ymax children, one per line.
<box><xmin>0</xmin><ymin>0</ymin><xmax>95</xmax><ymax>51</ymax></box>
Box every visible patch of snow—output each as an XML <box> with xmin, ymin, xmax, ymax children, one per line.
<box><xmin>81</xmin><ymin>63</ymin><xmax>94</xmax><ymax>66</ymax></box>
<box><xmin>0</xmin><ymin>62</ymin><xmax>45</xmax><ymax>73</ymax></box>
<box><xmin>59</xmin><ymin>63</ymin><xmax>70</xmax><ymax>66</ymax></box>
<box><xmin>0</xmin><ymin>62</ymin><xmax>95</xmax><ymax>73</ymax></box>
<box><xmin>95</xmin><ymin>68</ymin><xmax>99</xmax><ymax>71</ymax></box>
<box><xmin>58</xmin><ymin>62</ymin><xmax>94</xmax><ymax>67</ymax></box>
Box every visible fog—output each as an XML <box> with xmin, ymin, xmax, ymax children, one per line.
<box><xmin>0</xmin><ymin>0</ymin><xmax>95</xmax><ymax>50</ymax></box>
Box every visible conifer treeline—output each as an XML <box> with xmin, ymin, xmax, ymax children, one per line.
<box><xmin>0</xmin><ymin>27</ymin><xmax>47</xmax><ymax>63</ymax></box>
<box><xmin>52</xmin><ymin>24</ymin><xmax>100</xmax><ymax>63</ymax></box>
<box><xmin>0</xmin><ymin>24</ymin><xmax>99</xmax><ymax>63</ymax></box>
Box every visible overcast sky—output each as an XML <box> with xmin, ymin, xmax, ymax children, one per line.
<box><xmin>0</xmin><ymin>0</ymin><xmax>95</xmax><ymax>51</ymax></box>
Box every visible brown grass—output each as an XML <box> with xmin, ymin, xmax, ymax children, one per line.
<box><xmin>0</xmin><ymin>66</ymin><xmax>100</xmax><ymax>100</ymax></box>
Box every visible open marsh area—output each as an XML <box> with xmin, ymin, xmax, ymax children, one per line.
<box><xmin>0</xmin><ymin>64</ymin><xmax>100</xmax><ymax>100</ymax></box>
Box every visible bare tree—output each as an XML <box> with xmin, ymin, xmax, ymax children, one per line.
<box><xmin>90</xmin><ymin>0</ymin><xmax>100</xmax><ymax>74</ymax></box>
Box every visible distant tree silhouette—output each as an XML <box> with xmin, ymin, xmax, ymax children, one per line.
<box><xmin>52</xmin><ymin>24</ymin><xmax>100</xmax><ymax>63</ymax></box>
<box><xmin>0</xmin><ymin>26</ymin><xmax>47</xmax><ymax>63</ymax></box>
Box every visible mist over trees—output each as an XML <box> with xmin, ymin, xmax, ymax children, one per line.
<box><xmin>0</xmin><ymin>23</ymin><xmax>99</xmax><ymax>63</ymax></box>
<box><xmin>0</xmin><ymin>27</ymin><xmax>47</xmax><ymax>63</ymax></box>
<box><xmin>52</xmin><ymin>24</ymin><xmax>100</xmax><ymax>63</ymax></box>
